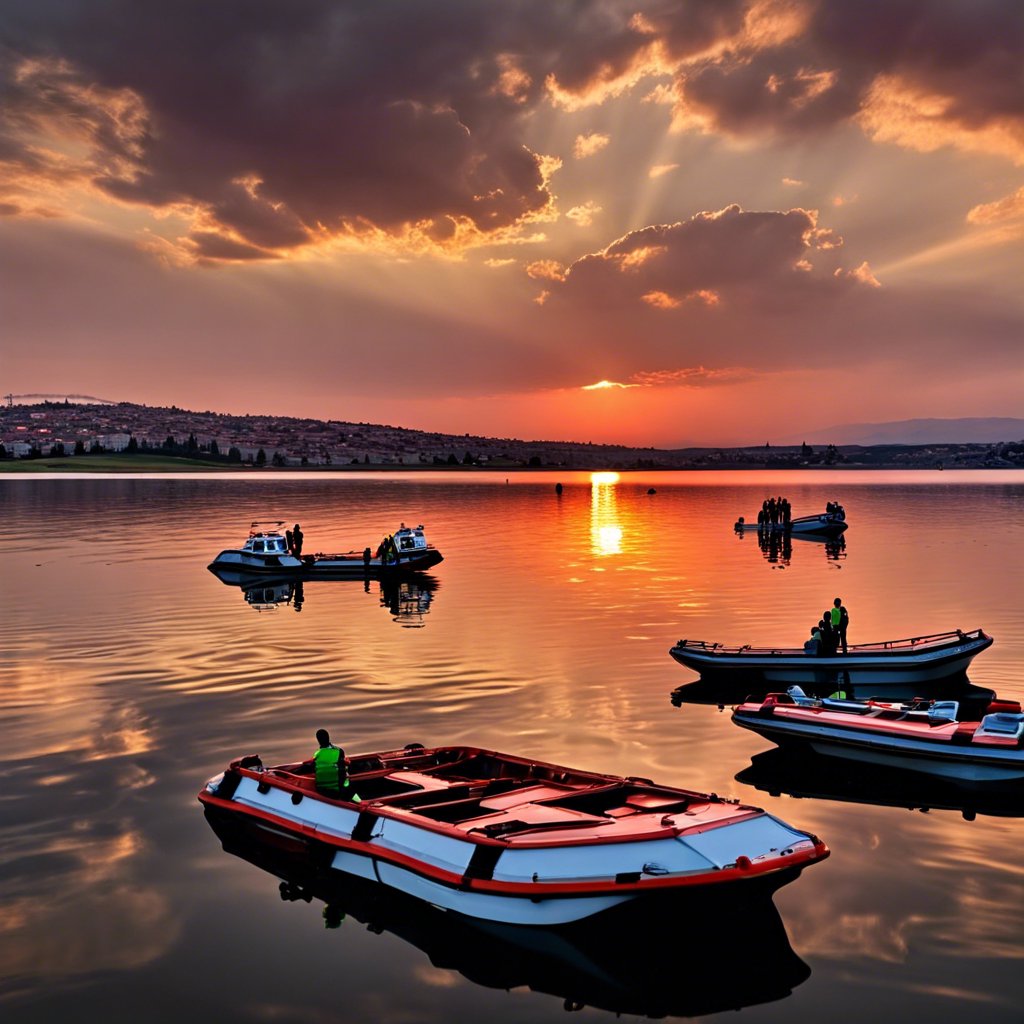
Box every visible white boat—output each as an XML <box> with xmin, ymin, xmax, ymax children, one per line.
<box><xmin>208</xmin><ymin>522</ymin><xmax>305</xmax><ymax>574</ymax></box>
<box><xmin>198</xmin><ymin>743</ymin><xmax>829</xmax><ymax>926</ymax></box>
<box><xmin>736</xmin><ymin>506</ymin><xmax>847</xmax><ymax>537</ymax></box>
<box><xmin>732</xmin><ymin>689</ymin><xmax>1024</xmax><ymax>784</ymax></box>
<box><xmin>208</xmin><ymin>521</ymin><xmax>443</xmax><ymax>577</ymax></box>
<box><xmin>670</xmin><ymin>628</ymin><xmax>993</xmax><ymax>685</ymax></box>
<box><xmin>205</xmin><ymin>810</ymin><xmax>812</xmax><ymax>1017</ymax></box>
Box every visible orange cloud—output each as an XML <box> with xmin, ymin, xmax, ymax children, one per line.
<box><xmin>649</xmin><ymin>163</ymin><xmax>679</xmax><ymax>178</ymax></box>
<box><xmin>525</xmin><ymin>259</ymin><xmax>566</xmax><ymax>281</ymax></box>
<box><xmin>642</xmin><ymin>290</ymin><xmax>681</xmax><ymax>309</ymax></box>
<box><xmin>967</xmin><ymin>186</ymin><xmax>1024</xmax><ymax>226</ymax></box>
<box><xmin>566</xmin><ymin>201</ymin><xmax>602</xmax><ymax>226</ymax></box>
<box><xmin>573</xmin><ymin>132</ymin><xmax>610</xmax><ymax>159</ymax></box>
<box><xmin>835</xmin><ymin>261</ymin><xmax>880</xmax><ymax>287</ymax></box>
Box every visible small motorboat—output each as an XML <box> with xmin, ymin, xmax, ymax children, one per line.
<box><xmin>205</xmin><ymin>810</ymin><xmax>811</xmax><ymax>1017</ymax></box>
<box><xmin>199</xmin><ymin>743</ymin><xmax>829</xmax><ymax>926</ymax></box>
<box><xmin>670</xmin><ymin>628</ymin><xmax>993</xmax><ymax>686</ymax></box>
<box><xmin>310</xmin><ymin>522</ymin><xmax>443</xmax><ymax>576</ymax></box>
<box><xmin>732</xmin><ymin>688</ymin><xmax>1024</xmax><ymax>784</ymax></box>
<box><xmin>735</xmin><ymin>503</ymin><xmax>847</xmax><ymax>538</ymax></box>
<box><xmin>208</xmin><ymin>522</ymin><xmax>443</xmax><ymax>577</ymax></box>
<box><xmin>208</xmin><ymin>521</ymin><xmax>305</xmax><ymax>574</ymax></box>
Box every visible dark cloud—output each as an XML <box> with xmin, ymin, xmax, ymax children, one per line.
<box><xmin>671</xmin><ymin>0</ymin><xmax>1024</xmax><ymax>149</ymax></box>
<box><xmin>0</xmin><ymin>1</ymin><xmax>1020</xmax><ymax>266</ymax></box>
<box><xmin>553</xmin><ymin>205</ymin><xmax>854</xmax><ymax>309</ymax></box>
<box><xmin>0</xmin><ymin>1</ymin><xmax>646</xmax><ymax>259</ymax></box>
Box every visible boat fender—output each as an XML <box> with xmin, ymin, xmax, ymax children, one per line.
<box><xmin>615</xmin><ymin>871</ymin><xmax>642</xmax><ymax>885</ymax></box>
<box><xmin>735</xmin><ymin>856</ymin><xmax>752</xmax><ymax>870</ymax></box>
<box><xmin>291</xmin><ymin>792</ymin><xmax>303</xmax><ymax>805</ymax></box>
<box><xmin>404</xmin><ymin>742</ymin><xmax>425</xmax><ymax>751</ymax></box>
<box><xmin>257</xmin><ymin>779</ymin><xmax>271</xmax><ymax>794</ymax></box>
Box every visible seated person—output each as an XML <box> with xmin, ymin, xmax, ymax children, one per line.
<box><xmin>312</xmin><ymin>729</ymin><xmax>361</xmax><ymax>802</ymax></box>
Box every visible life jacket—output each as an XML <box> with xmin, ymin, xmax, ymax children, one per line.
<box><xmin>314</xmin><ymin>744</ymin><xmax>344</xmax><ymax>792</ymax></box>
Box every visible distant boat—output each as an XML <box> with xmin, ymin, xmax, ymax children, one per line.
<box><xmin>199</xmin><ymin>742</ymin><xmax>829</xmax><ymax>926</ymax></box>
<box><xmin>736</xmin><ymin>504</ymin><xmax>848</xmax><ymax>537</ymax></box>
<box><xmin>732</xmin><ymin>688</ymin><xmax>1024</xmax><ymax>785</ymax></box>
<box><xmin>669</xmin><ymin>628</ymin><xmax>993</xmax><ymax>686</ymax></box>
<box><xmin>208</xmin><ymin>521</ymin><xmax>443</xmax><ymax>577</ymax></box>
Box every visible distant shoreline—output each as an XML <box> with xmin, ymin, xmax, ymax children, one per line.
<box><xmin>2</xmin><ymin>455</ymin><xmax>1022</xmax><ymax>475</ymax></box>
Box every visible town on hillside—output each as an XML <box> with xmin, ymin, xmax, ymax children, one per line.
<box><xmin>1</xmin><ymin>400</ymin><xmax>1022</xmax><ymax>470</ymax></box>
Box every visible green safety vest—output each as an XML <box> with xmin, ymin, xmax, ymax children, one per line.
<box><xmin>314</xmin><ymin>744</ymin><xmax>343</xmax><ymax>792</ymax></box>
<box><xmin>831</xmin><ymin>607</ymin><xmax>841</xmax><ymax>627</ymax></box>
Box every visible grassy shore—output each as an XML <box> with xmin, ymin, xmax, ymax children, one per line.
<box><xmin>0</xmin><ymin>454</ymin><xmax>230</xmax><ymax>473</ymax></box>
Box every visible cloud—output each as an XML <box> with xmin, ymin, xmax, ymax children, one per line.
<box><xmin>565</xmin><ymin>200</ymin><xmax>602</xmax><ymax>226</ymax></box>
<box><xmin>782</xmin><ymin>177</ymin><xmax>806</xmax><ymax>187</ymax></box>
<box><xmin>525</xmin><ymin>259</ymin><xmax>567</xmax><ymax>282</ymax></box>
<box><xmin>581</xmin><ymin>379</ymin><xmax>637</xmax><ymax>390</ymax></box>
<box><xmin>649</xmin><ymin>163</ymin><xmax>679</xmax><ymax>178</ymax></box>
<box><xmin>967</xmin><ymin>186</ymin><xmax>1024</xmax><ymax>226</ymax></box>
<box><xmin>573</xmin><ymin>132</ymin><xmax>610</xmax><ymax>159</ymax></box>
<box><xmin>549</xmin><ymin>204</ymin><xmax>857</xmax><ymax>312</ymax></box>
<box><xmin>3</xmin><ymin>1</ymin><xmax>1021</xmax><ymax>269</ymax></box>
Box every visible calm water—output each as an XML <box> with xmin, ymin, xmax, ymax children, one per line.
<box><xmin>2</xmin><ymin>470</ymin><xmax>1023</xmax><ymax>1022</ymax></box>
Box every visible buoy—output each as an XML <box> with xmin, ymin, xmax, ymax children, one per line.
<box><xmin>555</xmin><ymin>482</ymin><xmax>563</xmax><ymax>494</ymax></box>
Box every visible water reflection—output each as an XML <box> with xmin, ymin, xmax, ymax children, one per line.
<box><xmin>737</xmin><ymin>747</ymin><xmax>1024</xmax><ymax>822</ymax></box>
<box><xmin>208</xmin><ymin>567</ymin><xmax>438</xmax><ymax>625</ymax></box>
<box><xmin>671</xmin><ymin>676</ymin><xmax>996</xmax><ymax>709</ymax></box>
<box><xmin>736</xmin><ymin>523</ymin><xmax>847</xmax><ymax>568</ymax></box>
<box><xmin>589</xmin><ymin>472</ymin><xmax>622</xmax><ymax>556</ymax></box>
<box><xmin>205</xmin><ymin>810</ymin><xmax>810</xmax><ymax>1018</ymax></box>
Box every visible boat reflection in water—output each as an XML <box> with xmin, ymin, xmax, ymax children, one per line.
<box><xmin>209</xmin><ymin>567</ymin><xmax>438</xmax><ymax>625</ymax></box>
<box><xmin>736</xmin><ymin>523</ymin><xmax>847</xmax><ymax>567</ymax></box>
<box><xmin>204</xmin><ymin>810</ymin><xmax>811</xmax><ymax>1018</ymax></box>
<box><xmin>671</xmin><ymin>676</ymin><xmax>995</xmax><ymax>711</ymax></box>
<box><xmin>737</xmin><ymin>747</ymin><xmax>1024</xmax><ymax>823</ymax></box>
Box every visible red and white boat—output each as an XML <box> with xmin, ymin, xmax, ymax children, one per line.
<box><xmin>733</xmin><ymin>689</ymin><xmax>1024</xmax><ymax>784</ymax></box>
<box><xmin>198</xmin><ymin>743</ymin><xmax>829</xmax><ymax>925</ymax></box>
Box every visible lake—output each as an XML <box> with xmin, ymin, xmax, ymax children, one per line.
<box><xmin>2</xmin><ymin>470</ymin><xmax>1022</xmax><ymax>1022</ymax></box>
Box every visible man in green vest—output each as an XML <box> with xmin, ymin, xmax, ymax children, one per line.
<box><xmin>313</xmin><ymin>729</ymin><xmax>360</xmax><ymax>802</ymax></box>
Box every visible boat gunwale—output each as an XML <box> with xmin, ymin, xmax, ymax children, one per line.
<box><xmin>673</xmin><ymin>628</ymin><xmax>991</xmax><ymax>660</ymax></box>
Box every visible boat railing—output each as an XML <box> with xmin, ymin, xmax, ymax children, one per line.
<box><xmin>677</xmin><ymin>628</ymin><xmax>987</xmax><ymax>656</ymax></box>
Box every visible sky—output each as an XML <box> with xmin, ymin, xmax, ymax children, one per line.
<box><xmin>1</xmin><ymin>0</ymin><xmax>1022</xmax><ymax>447</ymax></box>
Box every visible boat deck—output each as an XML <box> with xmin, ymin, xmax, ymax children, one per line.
<box><xmin>250</xmin><ymin>746</ymin><xmax>759</xmax><ymax>845</ymax></box>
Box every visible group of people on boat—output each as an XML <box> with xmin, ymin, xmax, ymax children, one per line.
<box><xmin>824</xmin><ymin>501</ymin><xmax>846</xmax><ymax>519</ymax></box>
<box><xmin>804</xmin><ymin>597</ymin><xmax>850</xmax><ymax>655</ymax></box>
<box><xmin>757</xmin><ymin>496</ymin><xmax>792</xmax><ymax>528</ymax></box>
<box><xmin>284</xmin><ymin>523</ymin><xmax>304</xmax><ymax>556</ymax></box>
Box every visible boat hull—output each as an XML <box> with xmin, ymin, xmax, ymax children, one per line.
<box><xmin>208</xmin><ymin>549</ymin><xmax>305</xmax><ymax>574</ymax></box>
<box><xmin>208</xmin><ymin>548</ymin><xmax>443</xmax><ymax>578</ymax></box>
<box><xmin>670</xmin><ymin>631</ymin><xmax>992</xmax><ymax>685</ymax></box>
<box><xmin>733</xmin><ymin>710</ymin><xmax>1024</xmax><ymax>784</ymax></box>
<box><xmin>198</xmin><ymin>745</ymin><xmax>828</xmax><ymax>925</ymax></box>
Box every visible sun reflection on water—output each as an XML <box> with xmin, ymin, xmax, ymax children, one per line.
<box><xmin>590</xmin><ymin>472</ymin><xmax>622</xmax><ymax>556</ymax></box>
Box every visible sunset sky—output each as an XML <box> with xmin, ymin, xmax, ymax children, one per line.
<box><xmin>2</xmin><ymin>0</ymin><xmax>1022</xmax><ymax>446</ymax></box>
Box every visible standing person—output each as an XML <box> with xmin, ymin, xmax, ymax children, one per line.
<box><xmin>819</xmin><ymin>614</ymin><xmax>836</xmax><ymax>656</ymax></box>
<box><xmin>832</xmin><ymin>597</ymin><xmax>849</xmax><ymax>653</ymax></box>
<box><xmin>292</xmin><ymin>523</ymin><xmax>304</xmax><ymax>557</ymax></box>
<box><xmin>312</xmin><ymin>729</ymin><xmax>360</xmax><ymax>802</ymax></box>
